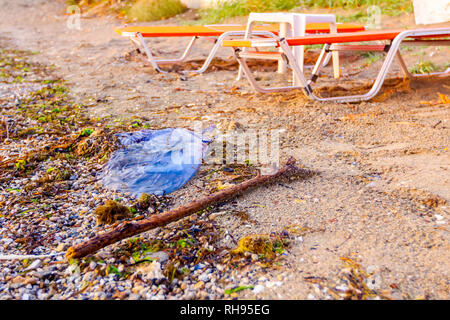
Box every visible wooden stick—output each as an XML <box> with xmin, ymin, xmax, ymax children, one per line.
<box><xmin>66</xmin><ymin>157</ymin><xmax>300</xmax><ymax>260</ymax></box>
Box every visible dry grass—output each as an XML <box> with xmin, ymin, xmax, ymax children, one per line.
<box><xmin>67</xmin><ymin>0</ymin><xmax>187</xmax><ymax>21</ymax></box>
<box><xmin>127</xmin><ymin>0</ymin><xmax>187</xmax><ymax>22</ymax></box>
<box><xmin>199</xmin><ymin>0</ymin><xmax>300</xmax><ymax>24</ymax></box>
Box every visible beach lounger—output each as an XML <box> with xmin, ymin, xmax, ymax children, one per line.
<box><xmin>115</xmin><ymin>23</ymin><xmax>365</xmax><ymax>74</ymax></box>
<box><xmin>222</xmin><ymin>27</ymin><xmax>450</xmax><ymax>103</ymax></box>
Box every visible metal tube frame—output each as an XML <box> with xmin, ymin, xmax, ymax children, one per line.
<box><xmin>132</xmin><ymin>30</ymin><xmax>278</xmax><ymax>74</ymax></box>
<box><xmin>234</xmin><ymin>28</ymin><xmax>450</xmax><ymax>103</ymax></box>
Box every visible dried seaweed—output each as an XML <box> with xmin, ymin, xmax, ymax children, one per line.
<box><xmin>95</xmin><ymin>200</ymin><xmax>133</xmax><ymax>225</ymax></box>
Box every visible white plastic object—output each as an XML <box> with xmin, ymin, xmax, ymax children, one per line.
<box><xmin>413</xmin><ymin>0</ymin><xmax>450</xmax><ymax>25</ymax></box>
<box><xmin>239</xmin><ymin>12</ymin><xmax>340</xmax><ymax>85</ymax></box>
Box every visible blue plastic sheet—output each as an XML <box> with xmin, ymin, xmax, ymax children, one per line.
<box><xmin>99</xmin><ymin>128</ymin><xmax>209</xmax><ymax>196</ymax></box>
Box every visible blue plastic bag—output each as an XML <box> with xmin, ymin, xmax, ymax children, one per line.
<box><xmin>99</xmin><ymin>128</ymin><xmax>209</xmax><ymax>196</ymax></box>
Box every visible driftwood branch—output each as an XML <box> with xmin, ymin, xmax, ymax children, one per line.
<box><xmin>66</xmin><ymin>157</ymin><xmax>300</xmax><ymax>260</ymax></box>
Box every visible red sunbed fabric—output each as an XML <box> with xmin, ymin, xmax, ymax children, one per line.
<box><xmin>115</xmin><ymin>23</ymin><xmax>366</xmax><ymax>37</ymax></box>
<box><xmin>222</xmin><ymin>28</ymin><xmax>450</xmax><ymax>47</ymax></box>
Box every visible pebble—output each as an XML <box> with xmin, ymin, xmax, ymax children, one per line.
<box><xmin>66</xmin><ymin>264</ymin><xmax>81</xmax><ymax>275</ymax></box>
<box><xmin>1</xmin><ymin>238</ymin><xmax>13</xmax><ymax>245</ymax></box>
<box><xmin>144</xmin><ymin>251</ymin><xmax>169</xmax><ymax>264</ymax></box>
<box><xmin>56</xmin><ymin>243</ymin><xmax>67</xmax><ymax>252</ymax></box>
<box><xmin>198</xmin><ymin>273</ymin><xmax>210</xmax><ymax>283</ymax></box>
<box><xmin>128</xmin><ymin>293</ymin><xmax>141</xmax><ymax>300</ymax></box>
<box><xmin>193</xmin><ymin>281</ymin><xmax>205</xmax><ymax>290</ymax></box>
<box><xmin>184</xmin><ymin>290</ymin><xmax>196</xmax><ymax>300</ymax></box>
<box><xmin>24</xmin><ymin>277</ymin><xmax>37</xmax><ymax>286</ymax></box>
<box><xmin>335</xmin><ymin>285</ymin><xmax>349</xmax><ymax>292</ymax></box>
<box><xmin>265</xmin><ymin>281</ymin><xmax>282</xmax><ymax>288</ymax></box>
<box><xmin>138</xmin><ymin>261</ymin><xmax>164</xmax><ymax>280</ymax></box>
<box><xmin>252</xmin><ymin>284</ymin><xmax>264</xmax><ymax>294</ymax></box>
<box><xmin>89</xmin><ymin>261</ymin><xmax>97</xmax><ymax>270</ymax></box>
<box><xmin>24</xmin><ymin>260</ymin><xmax>42</xmax><ymax>271</ymax></box>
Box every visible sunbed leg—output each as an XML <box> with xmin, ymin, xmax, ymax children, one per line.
<box><xmin>329</xmin><ymin>22</ymin><xmax>340</xmax><ymax>79</ymax></box>
<box><xmin>185</xmin><ymin>36</ymin><xmax>198</xmax><ymax>60</ymax></box>
<box><xmin>278</xmin><ymin>39</ymin><xmax>316</xmax><ymax>98</ymax></box>
<box><xmin>395</xmin><ymin>51</ymin><xmax>413</xmax><ymax>79</ymax></box>
<box><xmin>183</xmin><ymin>31</ymin><xmax>278</xmax><ymax>75</ymax></box>
<box><xmin>130</xmin><ymin>37</ymin><xmax>141</xmax><ymax>52</ymax></box>
<box><xmin>135</xmin><ymin>32</ymin><xmax>167</xmax><ymax>73</ymax></box>
<box><xmin>232</xmin><ymin>47</ymin><xmax>302</xmax><ymax>94</ymax></box>
<box><xmin>237</xmin><ymin>20</ymin><xmax>256</xmax><ymax>81</ymax></box>
<box><xmin>306</xmin><ymin>35</ymin><xmax>406</xmax><ymax>102</ymax></box>
<box><xmin>236</xmin><ymin>61</ymin><xmax>244</xmax><ymax>81</ymax></box>
<box><xmin>309</xmin><ymin>44</ymin><xmax>330</xmax><ymax>84</ymax></box>
<box><xmin>184</xmin><ymin>37</ymin><xmax>220</xmax><ymax>74</ymax></box>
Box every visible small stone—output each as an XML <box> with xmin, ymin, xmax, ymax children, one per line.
<box><xmin>131</xmin><ymin>285</ymin><xmax>144</xmax><ymax>294</ymax></box>
<box><xmin>112</xmin><ymin>291</ymin><xmax>129</xmax><ymax>300</ymax></box>
<box><xmin>208</xmin><ymin>211</ymin><xmax>226</xmax><ymax>220</ymax></box>
<box><xmin>24</xmin><ymin>277</ymin><xmax>37</xmax><ymax>286</ymax></box>
<box><xmin>265</xmin><ymin>281</ymin><xmax>282</xmax><ymax>288</ymax></box>
<box><xmin>184</xmin><ymin>290</ymin><xmax>196</xmax><ymax>300</ymax></box>
<box><xmin>335</xmin><ymin>285</ymin><xmax>349</xmax><ymax>292</ymax></box>
<box><xmin>198</xmin><ymin>273</ymin><xmax>210</xmax><ymax>283</ymax></box>
<box><xmin>10</xmin><ymin>276</ymin><xmax>25</xmax><ymax>284</ymax></box>
<box><xmin>137</xmin><ymin>261</ymin><xmax>164</xmax><ymax>280</ymax></box>
<box><xmin>66</xmin><ymin>264</ymin><xmax>81</xmax><ymax>275</ymax></box>
<box><xmin>128</xmin><ymin>293</ymin><xmax>141</xmax><ymax>300</ymax></box>
<box><xmin>366</xmin><ymin>265</ymin><xmax>378</xmax><ymax>274</ymax></box>
<box><xmin>144</xmin><ymin>251</ymin><xmax>169</xmax><ymax>264</ymax></box>
<box><xmin>193</xmin><ymin>281</ymin><xmax>205</xmax><ymax>290</ymax></box>
<box><xmin>25</xmin><ymin>259</ymin><xmax>42</xmax><ymax>271</ymax></box>
<box><xmin>253</xmin><ymin>284</ymin><xmax>264</xmax><ymax>294</ymax></box>
<box><xmin>56</xmin><ymin>243</ymin><xmax>67</xmax><ymax>252</ymax></box>
<box><xmin>1</xmin><ymin>238</ymin><xmax>13</xmax><ymax>245</ymax></box>
<box><xmin>216</xmin><ymin>264</ymin><xmax>225</xmax><ymax>272</ymax></box>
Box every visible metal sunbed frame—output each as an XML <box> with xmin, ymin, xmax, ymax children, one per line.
<box><xmin>115</xmin><ymin>23</ymin><xmax>365</xmax><ymax>74</ymax></box>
